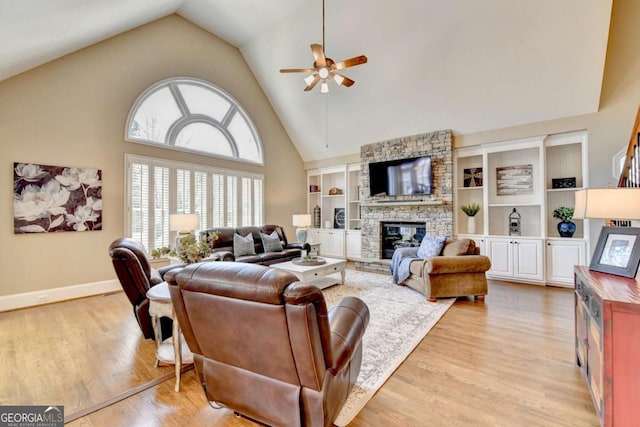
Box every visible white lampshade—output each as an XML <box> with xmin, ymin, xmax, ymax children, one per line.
<box><xmin>169</xmin><ymin>213</ymin><xmax>200</xmax><ymax>233</ymax></box>
<box><xmin>573</xmin><ymin>188</ymin><xmax>640</xmax><ymax>220</ymax></box>
<box><xmin>292</xmin><ymin>214</ymin><xmax>312</xmax><ymax>227</ymax></box>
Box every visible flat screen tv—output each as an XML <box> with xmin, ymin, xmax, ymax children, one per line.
<box><xmin>368</xmin><ymin>156</ymin><xmax>432</xmax><ymax>197</ymax></box>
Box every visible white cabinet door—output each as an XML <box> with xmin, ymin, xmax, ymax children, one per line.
<box><xmin>307</xmin><ymin>228</ymin><xmax>321</xmax><ymax>245</ymax></box>
<box><xmin>486</xmin><ymin>238</ymin><xmax>513</xmax><ymax>278</ymax></box>
<box><xmin>546</xmin><ymin>239</ymin><xmax>586</xmax><ymax>287</ymax></box>
<box><xmin>318</xmin><ymin>229</ymin><xmax>345</xmax><ymax>258</ymax></box>
<box><xmin>474</xmin><ymin>237</ymin><xmax>486</xmax><ymax>255</ymax></box>
<box><xmin>346</xmin><ymin>230</ymin><xmax>361</xmax><ymax>259</ymax></box>
<box><xmin>315</xmin><ymin>230</ymin><xmax>331</xmax><ymax>255</ymax></box>
<box><xmin>486</xmin><ymin>237</ymin><xmax>543</xmax><ymax>282</ymax></box>
<box><xmin>513</xmin><ymin>239</ymin><xmax>544</xmax><ymax>281</ymax></box>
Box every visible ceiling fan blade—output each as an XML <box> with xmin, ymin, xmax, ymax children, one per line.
<box><xmin>280</xmin><ymin>68</ymin><xmax>315</xmax><ymax>73</ymax></box>
<box><xmin>333</xmin><ymin>55</ymin><xmax>368</xmax><ymax>70</ymax></box>
<box><xmin>333</xmin><ymin>73</ymin><xmax>355</xmax><ymax>87</ymax></box>
<box><xmin>311</xmin><ymin>44</ymin><xmax>327</xmax><ymax>67</ymax></box>
<box><xmin>304</xmin><ymin>75</ymin><xmax>320</xmax><ymax>91</ymax></box>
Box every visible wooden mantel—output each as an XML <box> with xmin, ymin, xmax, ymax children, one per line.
<box><xmin>360</xmin><ymin>200</ymin><xmax>445</xmax><ymax>207</ymax></box>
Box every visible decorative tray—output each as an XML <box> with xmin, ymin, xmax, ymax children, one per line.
<box><xmin>292</xmin><ymin>257</ymin><xmax>326</xmax><ymax>266</ymax></box>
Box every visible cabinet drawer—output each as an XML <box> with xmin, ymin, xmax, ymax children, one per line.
<box><xmin>577</xmin><ymin>279</ymin><xmax>603</xmax><ymax>330</ymax></box>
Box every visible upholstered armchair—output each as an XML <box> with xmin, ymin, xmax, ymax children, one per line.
<box><xmin>165</xmin><ymin>262</ymin><xmax>370</xmax><ymax>427</ymax></box>
<box><xmin>108</xmin><ymin>238</ymin><xmax>183</xmax><ymax>339</ymax></box>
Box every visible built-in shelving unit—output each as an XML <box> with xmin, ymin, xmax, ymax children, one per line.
<box><xmin>455</xmin><ymin>150</ymin><xmax>484</xmax><ymax>235</ymax></box>
<box><xmin>306</xmin><ymin>163</ymin><xmax>362</xmax><ymax>259</ymax></box>
<box><xmin>347</xmin><ymin>163</ymin><xmax>361</xmax><ymax>232</ymax></box>
<box><xmin>454</xmin><ymin>130</ymin><xmax>589</xmax><ymax>287</ymax></box>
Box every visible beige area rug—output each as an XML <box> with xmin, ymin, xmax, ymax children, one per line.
<box><xmin>322</xmin><ymin>270</ymin><xmax>455</xmax><ymax>426</ymax></box>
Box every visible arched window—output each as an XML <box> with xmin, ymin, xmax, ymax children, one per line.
<box><xmin>125</xmin><ymin>77</ymin><xmax>263</xmax><ymax>165</ymax></box>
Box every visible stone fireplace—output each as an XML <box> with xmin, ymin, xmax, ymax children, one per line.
<box><xmin>357</xmin><ymin>129</ymin><xmax>453</xmax><ymax>267</ymax></box>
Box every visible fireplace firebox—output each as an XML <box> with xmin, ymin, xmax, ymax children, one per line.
<box><xmin>380</xmin><ymin>222</ymin><xmax>426</xmax><ymax>259</ymax></box>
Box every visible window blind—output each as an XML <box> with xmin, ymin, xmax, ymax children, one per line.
<box><xmin>125</xmin><ymin>154</ymin><xmax>263</xmax><ymax>252</ymax></box>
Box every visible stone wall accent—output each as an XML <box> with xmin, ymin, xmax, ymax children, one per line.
<box><xmin>360</xmin><ymin>130</ymin><xmax>453</xmax><ymax>260</ymax></box>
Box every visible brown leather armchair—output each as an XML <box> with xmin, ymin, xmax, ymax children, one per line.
<box><xmin>165</xmin><ymin>262</ymin><xmax>370</xmax><ymax>427</ymax></box>
<box><xmin>108</xmin><ymin>238</ymin><xmax>183</xmax><ymax>339</ymax></box>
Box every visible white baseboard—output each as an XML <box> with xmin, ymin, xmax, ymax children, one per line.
<box><xmin>0</xmin><ymin>279</ymin><xmax>121</xmax><ymax>312</ymax></box>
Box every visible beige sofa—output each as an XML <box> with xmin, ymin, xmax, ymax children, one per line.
<box><xmin>401</xmin><ymin>238</ymin><xmax>491</xmax><ymax>302</ymax></box>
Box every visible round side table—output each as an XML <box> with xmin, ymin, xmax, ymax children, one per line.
<box><xmin>146</xmin><ymin>282</ymin><xmax>193</xmax><ymax>392</ymax></box>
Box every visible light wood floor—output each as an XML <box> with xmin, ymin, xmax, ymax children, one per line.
<box><xmin>1</xmin><ymin>274</ymin><xmax>599</xmax><ymax>426</ymax></box>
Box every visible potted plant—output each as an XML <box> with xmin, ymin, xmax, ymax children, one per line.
<box><xmin>150</xmin><ymin>246</ymin><xmax>171</xmax><ymax>260</ymax></box>
<box><xmin>174</xmin><ymin>234</ymin><xmax>211</xmax><ymax>264</ymax></box>
<box><xmin>553</xmin><ymin>206</ymin><xmax>576</xmax><ymax>237</ymax></box>
<box><xmin>460</xmin><ymin>203</ymin><xmax>481</xmax><ymax>234</ymax></box>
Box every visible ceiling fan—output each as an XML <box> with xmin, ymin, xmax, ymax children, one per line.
<box><xmin>279</xmin><ymin>0</ymin><xmax>367</xmax><ymax>93</ymax></box>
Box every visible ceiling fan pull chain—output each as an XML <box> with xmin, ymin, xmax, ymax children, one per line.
<box><xmin>326</xmin><ymin>94</ymin><xmax>329</xmax><ymax>149</ymax></box>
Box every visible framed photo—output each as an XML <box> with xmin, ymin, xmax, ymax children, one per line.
<box><xmin>590</xmin><ymin>226</ymin><xmax>640</xmax><ymax>278</ymax></box>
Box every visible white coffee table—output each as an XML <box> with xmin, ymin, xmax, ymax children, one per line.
<box><xmin>271</xmin><ymin>257</ymin><xmax>346</xmax><ymax>290</ymax></box>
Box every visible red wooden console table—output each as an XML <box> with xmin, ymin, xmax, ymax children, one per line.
<box><xmin>574</xmin><ymin>266</ymin><xmax>640</xmax><ymax>426</ymax></box>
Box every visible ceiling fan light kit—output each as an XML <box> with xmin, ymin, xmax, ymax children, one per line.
<box><xmin>280</xmin><ymin>0</ymin><xmax>367</xmax><ymax>93</ymax></box>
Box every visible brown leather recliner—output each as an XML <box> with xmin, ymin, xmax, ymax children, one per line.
<box><xmin>165</xmin><ymin>262</ymin><xmax>370</xmax><ymax>427</ymax></box>
<box><xmin>108</xmin><ymin>238</ymin><xmax>183</xmax><ymax>339</ymax></box>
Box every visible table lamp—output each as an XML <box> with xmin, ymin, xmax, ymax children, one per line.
<box><xmin>574</xmin><ymin>188</ymin><xmax>640</xmax><ymax>277</ymax></box>
<box><xmin>292</xmin><ymin>214</ymin><xmax>312</xmax><ymax>243</ymax></box>
<box><xmin>169</xmin><ymin>213</ymin><xmax>200</xmax><ymax>250</ymax></box>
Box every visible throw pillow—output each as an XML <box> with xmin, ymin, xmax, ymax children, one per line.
<box><xmin>261</xmin><ymin>231</ymin><xmax>283</xmax><ymax>252</ymax></box>
<box><xmin>417</xmin><ymin>235</ymin><xmax>447</xmax><ymax>259</ymax></box>
<box><xmin>233</xmin><ymin>233</ymin><xmax>256</xmax><ymax>257</ymax></box>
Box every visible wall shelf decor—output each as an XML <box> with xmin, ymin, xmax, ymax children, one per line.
<box><xmin>496</xmin><ymin>164</ymin><xmax>533</xmax><ymax>195</ymax></box>
<box><xmin>463</xmin><ymin>167</ymin><xmax>483</xmax><ymax>187</ymax></box>
<box><xmin>551</xmin><ymin>177</ymin><xmax>577</xmax><ymax>189</ymax></box>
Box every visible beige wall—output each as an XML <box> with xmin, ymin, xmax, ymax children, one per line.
<box><xmin>0</xmin><ymin>15</ymin><xmax>306</xmax><ymax>297</ymax></box>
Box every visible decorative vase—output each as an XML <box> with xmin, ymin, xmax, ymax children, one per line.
<box><xmin>557</xmin><ymin>220</ymin><xmax>576</xmax><ymax>238</ymax></box>
<box><xmin>467</xmin><ymin>216</ymin><xmax>476</xmax><ymax>234</ymax></box>
<box><xmin>296</xmin><ymin>228</ymin><xmax>308</xmax><ymax>244</ymax></box>
<box><xmin>313</xmin><ymin>205</ymin><xmax>321</xmax><ymax>228</ymax></box>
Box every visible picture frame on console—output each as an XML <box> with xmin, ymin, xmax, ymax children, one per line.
<box><xmin>589</xmin><ymin>226</ymin><xmax>640</xmax><ymax>278</ymax></box>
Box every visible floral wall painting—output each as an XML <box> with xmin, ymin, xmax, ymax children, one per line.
<box><xmin>13</xmin><ymin>162</ymin><xmax>102</xmax><ymax>233</ymax></box>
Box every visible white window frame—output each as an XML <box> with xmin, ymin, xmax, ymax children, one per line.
<box><xmin>125</xmin><ymin>154</ymin><xmax>264</xmax><ymax>252</ymax></box>
<box><xmin>125</xmin><ymin>77</ymin><xmax>264</xmax><ymax>165</ymax></box>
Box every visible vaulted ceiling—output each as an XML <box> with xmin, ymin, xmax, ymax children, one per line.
<box><xmin>0</xmin><ymin>0</ymin><xmax>612</xmax><ymax>162</ymax></box>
